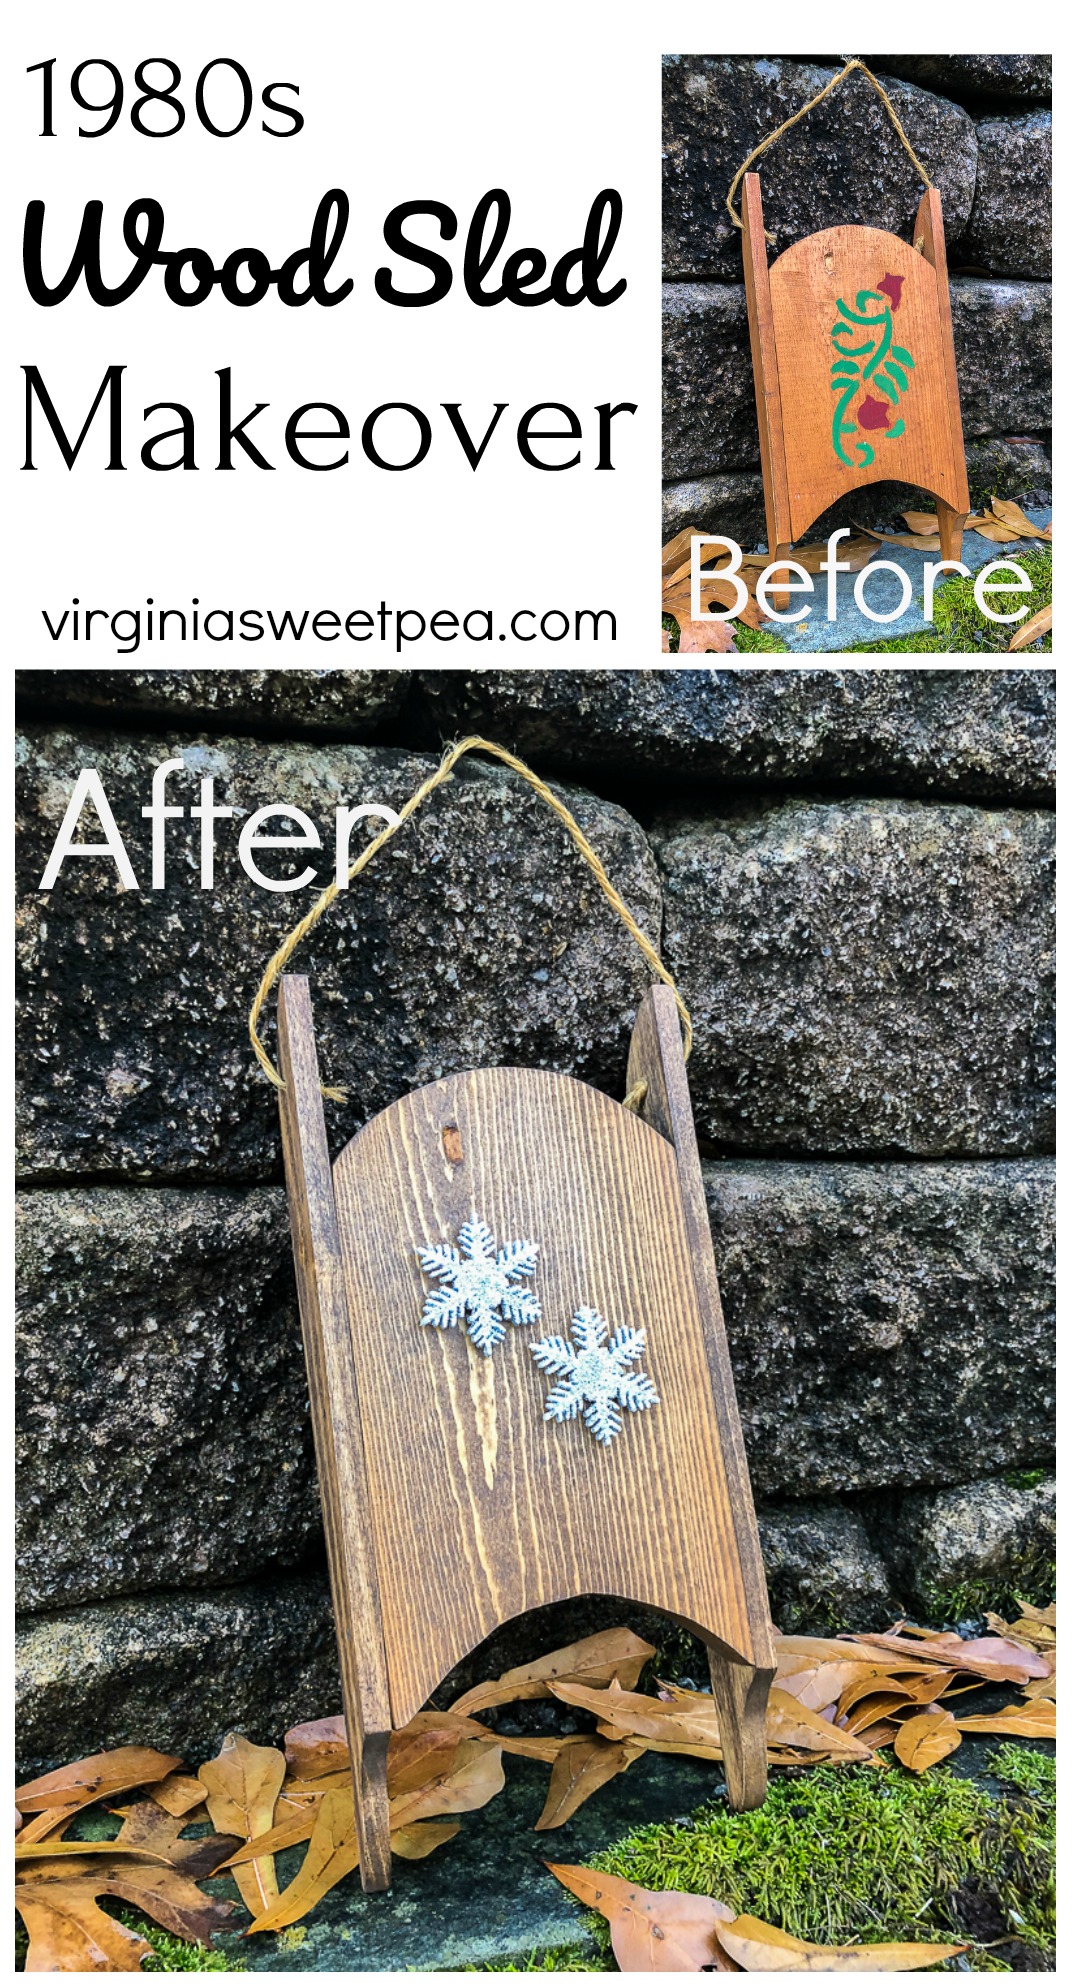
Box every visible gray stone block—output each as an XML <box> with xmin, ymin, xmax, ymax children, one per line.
<box><xmin>16</xmin><ymin>1186</ymin><xmax>318</xmax><ymax>1612</ymax></box>
<box><xmin>662</xmin><ymin>277</ymin><xmax>1051</xmax><ymax>480</ymax></box>
<box><xmin>662</xmin><ymin>57</ymin><xmax>976</xmax><ymax>280</ymax></box>
<box><xmin>952</xmin><ymin>278</ymin><xmax>1051</xmax><ymax>436</ymax></box>
<box><xmin>15</xmin><ymin>1574</ymin><xmax>338</xmax><ymax>1778</ymax></box>
<box><xmin>14</xmin><ymin>670</ymin><xmax>408</xmax><ymax>737</ymax></box>
<box><xmin>420</xmin><ymin>670</ymin><xmax>1055</xmax><ymax>805</ymax></box>
<box><xmin>756</xmin><ymin>1499</ymin><xmax>901</xmax><ymax>1631</ymax></box>
<box><xmin>884</xmin><ymin>1476</ymin><xmax>1056</xmax><ymax>1612</ymax></box>
<box><xmin>654</xmin><ymin>798</ymin><xmax>1055</xmax><ymax>1155</ymax></box>
<box><xmin>16</xmin><ymin>731</ymin><xmax>661</xmax><ymax>1182</ymax></box>
<box><xmin>708</xmin><ymin>1160</ymin><xmax>1054</xmax><ymax>1496</ymax></box>
<box><xmin>869</xmin><ymin>56</ymin><xmax>1051</xmax><ymax>105</ymax></box>
<box><xmin>961</xmin><ymin>113</ymin><xmax>1052</xmax><ymax>280</ymax></box>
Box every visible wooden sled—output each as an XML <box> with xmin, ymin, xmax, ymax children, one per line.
<box><xmin>741</xmin><ymin>170</ymin><xmax>969</xmax><ymax>601</ymax></box>
<box><xmin>278</xmin><ymin>974</ymin><xmax>775</xmax><ymax>1891</ymax></box>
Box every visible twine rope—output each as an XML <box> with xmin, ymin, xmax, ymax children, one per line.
<box><xmin>248</xmin><ymin>734</ymin><xmax>692</xmax><ymax>1109</ymax></box>
<box><xmin>726</xmin><ymin>58</ymin><xmax>934</xmax><ymax>244</ymax></box>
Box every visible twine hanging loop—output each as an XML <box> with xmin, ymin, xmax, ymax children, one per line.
<box><xmin>726</xmin><ymin>58</ymin><xmax>934</xmax><ymax>246</ymax></box>
<box><xmin>247</xmin><ymin>735</ymin><xmax>692</xmax><ymax>1110</ymax></box>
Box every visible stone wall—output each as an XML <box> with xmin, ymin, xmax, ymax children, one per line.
<box><xmin>15</xmin><ymin>668</ymin><xmax>1055</xmax><ymax>1771</ymax></box>
<box><xmin>662</xmin><ymin>55</ymin><xmax>1052</xmax><ymax>544</ymax></box>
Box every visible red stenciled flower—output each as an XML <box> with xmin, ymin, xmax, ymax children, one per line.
<box><xmin>878</xmin><ymin>273</ymin><xmax>904</xmax><ymax>310</ymax></box>
<box><xmin>857</xmin><ymin>395</ymin><xmax>892</xmax><ymax>431</ymax></box>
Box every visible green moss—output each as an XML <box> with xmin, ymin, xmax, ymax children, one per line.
<box><xmin>467</xmin><ymin>1945</ymin><xmax>606</xmax><ymax>1972</ymax></box>
<box><xmin>732</xmin><ymin>622</ymin><xmax>788</xmax><ymax>653</ymax></box>
<box><xmin>850</xmin><ymin>547</ymin><xmax>1051</xmax><ymax>654</ymax></box>
<box><xmin>584</xmin><ymin>1757</ymin><xmax>1053</xmax><ymax>1972</ymax></box>
<box><xmin>1004</xmin><ymin>1469</ymin><xmax>1048</xmax><ymax>1492</ymax></box>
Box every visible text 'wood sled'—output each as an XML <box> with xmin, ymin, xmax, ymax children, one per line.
<box><xmin>742</xmin><ymin>170</ymin><xmax>970</xmax><ymax>592</ymax></box>
<box><xmin>279</xmin><ymin>974</ymin><xmax>775</xmax><ymax>1891</ymax></box>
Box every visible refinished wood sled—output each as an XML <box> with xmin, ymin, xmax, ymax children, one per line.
<box><xmin>741</xmin><ymin>170</ymin><xmax>969</xmax><ymax>591</ymax></box>
<box><xmin>278</xmin><ymin>974</ymin><xmax>775</xmax><ymax>1891</ymax></box>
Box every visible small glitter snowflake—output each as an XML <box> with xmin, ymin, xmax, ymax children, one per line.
<box><xmin>417</xmin><ymin>1219</ymin><xmax>541</xmax><ymax>1356</ymax></box>
<box><xmin>530</xmin><ymin>1307</ymin><xmax>659</xmax><ymax>1445</ymax></box>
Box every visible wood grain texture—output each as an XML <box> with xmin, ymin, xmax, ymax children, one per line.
<box><xmin>741</xmin><ymin>173</ymin><xmax>793</xmax><ymax>550</ymax></box>
<box><xmin>278</xmin><ymin>978</ymin><xmax>392</xmax><ymax>1892</ymax></box>
<box><xmin>333</xmin><ymin>1055</ymin><xmax>769</xmax><ymax>1729</ymax></box>
<box><xmin>743</xmin><ymin>173</ymin><xmax>969</xmax><ymax>550</ymax></box>
<box><xmin>627</xmin><ymin>987</ymin><xmax>774</xmax><ymax>1805</ymax></box>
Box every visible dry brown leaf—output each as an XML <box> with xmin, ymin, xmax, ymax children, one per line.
<box><xmin>15</xmin><ymin>1839</ymin><xmax>172</xmax><ymax>1865</ymax></box>
<box><xmin>110</xmin><ymin>1799</ymin><xmax>240</xmax><ymax>1880</ymax></box>
<box><xmin>198</xmin><ymin>1732</ymin><xmax>286</xmax><ymax>1921</ymax></box>
<box><xmin>662</xmin><ymin>527</ymin><xmax>706</xmax><ymax>580</ymax></box>
<box><xmin>989</xmin><ymin>496</ymin><xmax>1052</xmax><ymax>541</ymax></box>
<box><xmin>678</xmin><ymin>618</ymin><xmax>738</xmax><ymax>652</ymax></box>
<box><xmin>548</xmin><ymin>1862</ymin><xmax>737</xmax><ymax>1971</ymax></box>
<box><xmin>955</xmin><ymin>1701</ymin><xmax>1056</xmax><ymax>1739</ymax></box>
<box><xmin>143</xmin><ymin>1773</ymin><xmax>208</xmax><ymax>1818</ymax></box>
<box><xmin>16</xmin><ymin>1890</ymin><xmax>153</xmax><ymax>1972</ymax></box>
<box><xmin>16</xmin><ymin>1747</ymin><xmax>182</xmax><ymax>1816</ymax></box>
<box><xmin>839</xmin><ymin>1692</ymin><xmax>921</xmax><ymax>1737</ymax></box>
<box><xmin>535</xmin><ymin>1737</ymin><xmax>643</xmax><ymax>1831</ymax></box>
<box><xmin>856</xmin><ymin>522</ymin><xmax>946</xmax><ymax>552</ymax></box>
<box><xmin>899</xmin><ymin>512</ymin><xmax>941</xmax><ymax>534</ymax></box>
<box><xmin>15</xmin><ymin>1804</ymin><xmax>84</xmax><ymax>1846</ymax></box>
<box><xmin>766</xmin><ymin>1691</ymin><xmax>873</xmax><ymax>1761</ymax></box>
<box><xmin>218</xmin><ymin>1806</ymin><xmax>329</xmax><ymax>1869</ymax></box>
<box><xmin>1008</xmin><ymin>604</ymin><xmax>1051</xmax><ymax>651</ymax></box>
<box><xmin>892</xmin><ymin>1707</ymin><xmax>961</xmax><ymax>1773</ymax></box>
<box><xmin>716</xmin><ymin>1912</ymin><xmax>965</xmax><ymax>1972</ymax></box>
<box><xmin>16</xmin><ymin>1852</ymin><xmax>235</xmax><ymax>1969</ymax></box>
<box><xmin>389</xmin><ymin>1738</ymin><xmax>505</xmax><ymax>1832</ymax></box>
<box><xmin>283</xmin><ymin>1716</ymin><xmax>349</xmax><ymax>1783</ymax></box>
<box><xmin>776</xmin><ymin>1659</ymin><xmax>884</xmax><ymax>1716</ymax></box>
<box><xmin>846</xmin><ymin>1632</ymin><xmax>1048</xmax><ymax>1685</ymax></box>
<box><xmin>388</xmin><ymin>1820</ymin><xmax>461</xmax><ymax>1860</ymax></box>
<box><xmin>246</xmin><ymin>1787</ymin><xmax>358</xmax><ymax>1935</ymax></box>
<box><xmin>452</xmin><ymin>1628</ymin><xmax>654</xmax><ymax>1719</ymax></box>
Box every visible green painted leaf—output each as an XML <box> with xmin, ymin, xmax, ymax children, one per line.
<box><xmin>883</xmin><ymin>361</ymin><xmax>909</xmax><ymax>391</ymax></box>
<box><xmin>892</xmin><ymin>345</ymin><xmax>914</xmax><ymax>368</ymax></box>
<box><xmin>831</xmin><ymin>360</ymin><xmax>860</xmax><ymax>376</ymax></box>
<box><xmin>873</xmin><ymin>372</ymin><xmax>899</xmax><ymax>404</ymax></box>
<box><xmin>884</xmin><ymin>419</ymin><xmax>906</xmax><ymax>439</ymax></box>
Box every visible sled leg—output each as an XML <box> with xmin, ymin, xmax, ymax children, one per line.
<box><xmin>708</xmin><ymin>1651</ymin><xmax>772</xmax><ymax>1811</ymax></box>
<box><xmin>935</xmin><ymin>500</ymin><xmax>966</xmax><ymax>566</ymax></box>
<box><xmin>278</xmin><ymin>974</ymin><xmax>394</xmax><ymax>1892</ymax></box>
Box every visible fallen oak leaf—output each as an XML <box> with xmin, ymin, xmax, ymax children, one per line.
<box><xmin>843</xmin><ymin>1632</ymin><xmax>1047</xmax><ymax>1684</ymax></box>
<box><xmin>16</xmin><ymin>1746</ymin><xmax>182</xmax><ymax>1816</ymax></box>
<box><xmin>15</xmin><ymin>1839</ymin><xmax>173</xmax><ymax>1865</ymax></box>
<box><xmin>389</xmin><ymin>1738</ymin><xmax>504</xmax><ymax>1832</ymax></box>
<box><xmin>989</xmin><ymin>496</ymin><xmax>1052</xmax><ymax>541</ymax></box>
<box><xmin>535</xmin><ymin>1736</ymin><xmax>644</xmax><ymax>1831</ymax></box>
<box><xmin>16</xmin><ymin>1851</ymin><xmax>236</xmax><ymax>1961</ymax></box>
<box><xmin>715</xmin><ymin>1912</ymin><xmax>965</xmax><ymax>1972</ymax></box>
<box><xmin>14</xmin><ymin>1804</ymin><xmax>84</xmax><ymax>1846</ymax></box>
<box><xmin>892</xmin><ymin>1707</ymin><xmax>961</xmax><ymax>1773</ymax></box>
<box><xmin>143</xmin><ymin>1772</ymin><xmax>208</xmax><ymax>1818</ymax></box>
<box><xmin>111</xmin><ymin>1798</ymin><xmax>241</xmax><ymax>1880</ymax></box>
<box><xmin>215</xmin><ymin>1807</ymin><xmax>327</xmax><ymax>1870</ymax></box>
<box><xmin>678</xmin><ymin>619</ymin><xmax>737</xmax><ymax>652</ymax></box>
<box><xmin>1008</xmin><ymin>604</ymin><xmax>1051</xmax><ymax>651</ymax></box>
<box><xmin>245</xmin><ymin>1787</ymin><xmax>357</xmax><ymax>1935</ymax></box>
<box><xmin>283</xmin><ymin>1715</ymin><xmax>348</xmax><ymax>1783</ymax></box>
<box><xmin>388</xmin><ymin>1820</ymin><xmax>461</xmax><ymax>1860</ymax></box>
<box><xmin>15</xmin><ymin>1889</ymin><xmax>153</xmax><ymax>1972</ymax></box>
<box><xmin>547</xmin><ymin>1862</ymin><xmax>737</xmax><ymax>1971</ymax></box>
<box><xmin>451</xmin><ymin>1627</ymin><xmax>655</xmax><ymax>1719</ymax></box>
<box><xmin>954</xmin><ymin>1701</ymin><xmax>1056</xmax><ymax>1739</ymax></box>
<box><xmin>198</xmin><ymin>1732</ymin><xmax>285</xmax><ymax>1921</ymax></box>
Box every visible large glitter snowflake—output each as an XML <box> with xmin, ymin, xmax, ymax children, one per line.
<box><xmin>530</xmin><ymin>1307</ymin><xmax>659</xmax><ymax>1445</ymax></box>
<box><xmin>417</xmin><ymin>1219</ymin><xmax>541</xmax><ymax>1356</ymax></box>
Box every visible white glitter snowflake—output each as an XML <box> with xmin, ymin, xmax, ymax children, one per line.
<box><xmin>530</xmin><ymin>1307</ymin><xmax>659</xmax><ymax>1445</ymax></box>
<box><xmin>417</xmin><ymin>1219</ymin><xmax>541</xmax><ymax>1356</ymax></box>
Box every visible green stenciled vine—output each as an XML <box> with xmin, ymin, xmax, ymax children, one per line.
<box><xmin>830</xmin><ymin>288</ymin><xmax>914</xmax><ymax>467</ymax></box>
